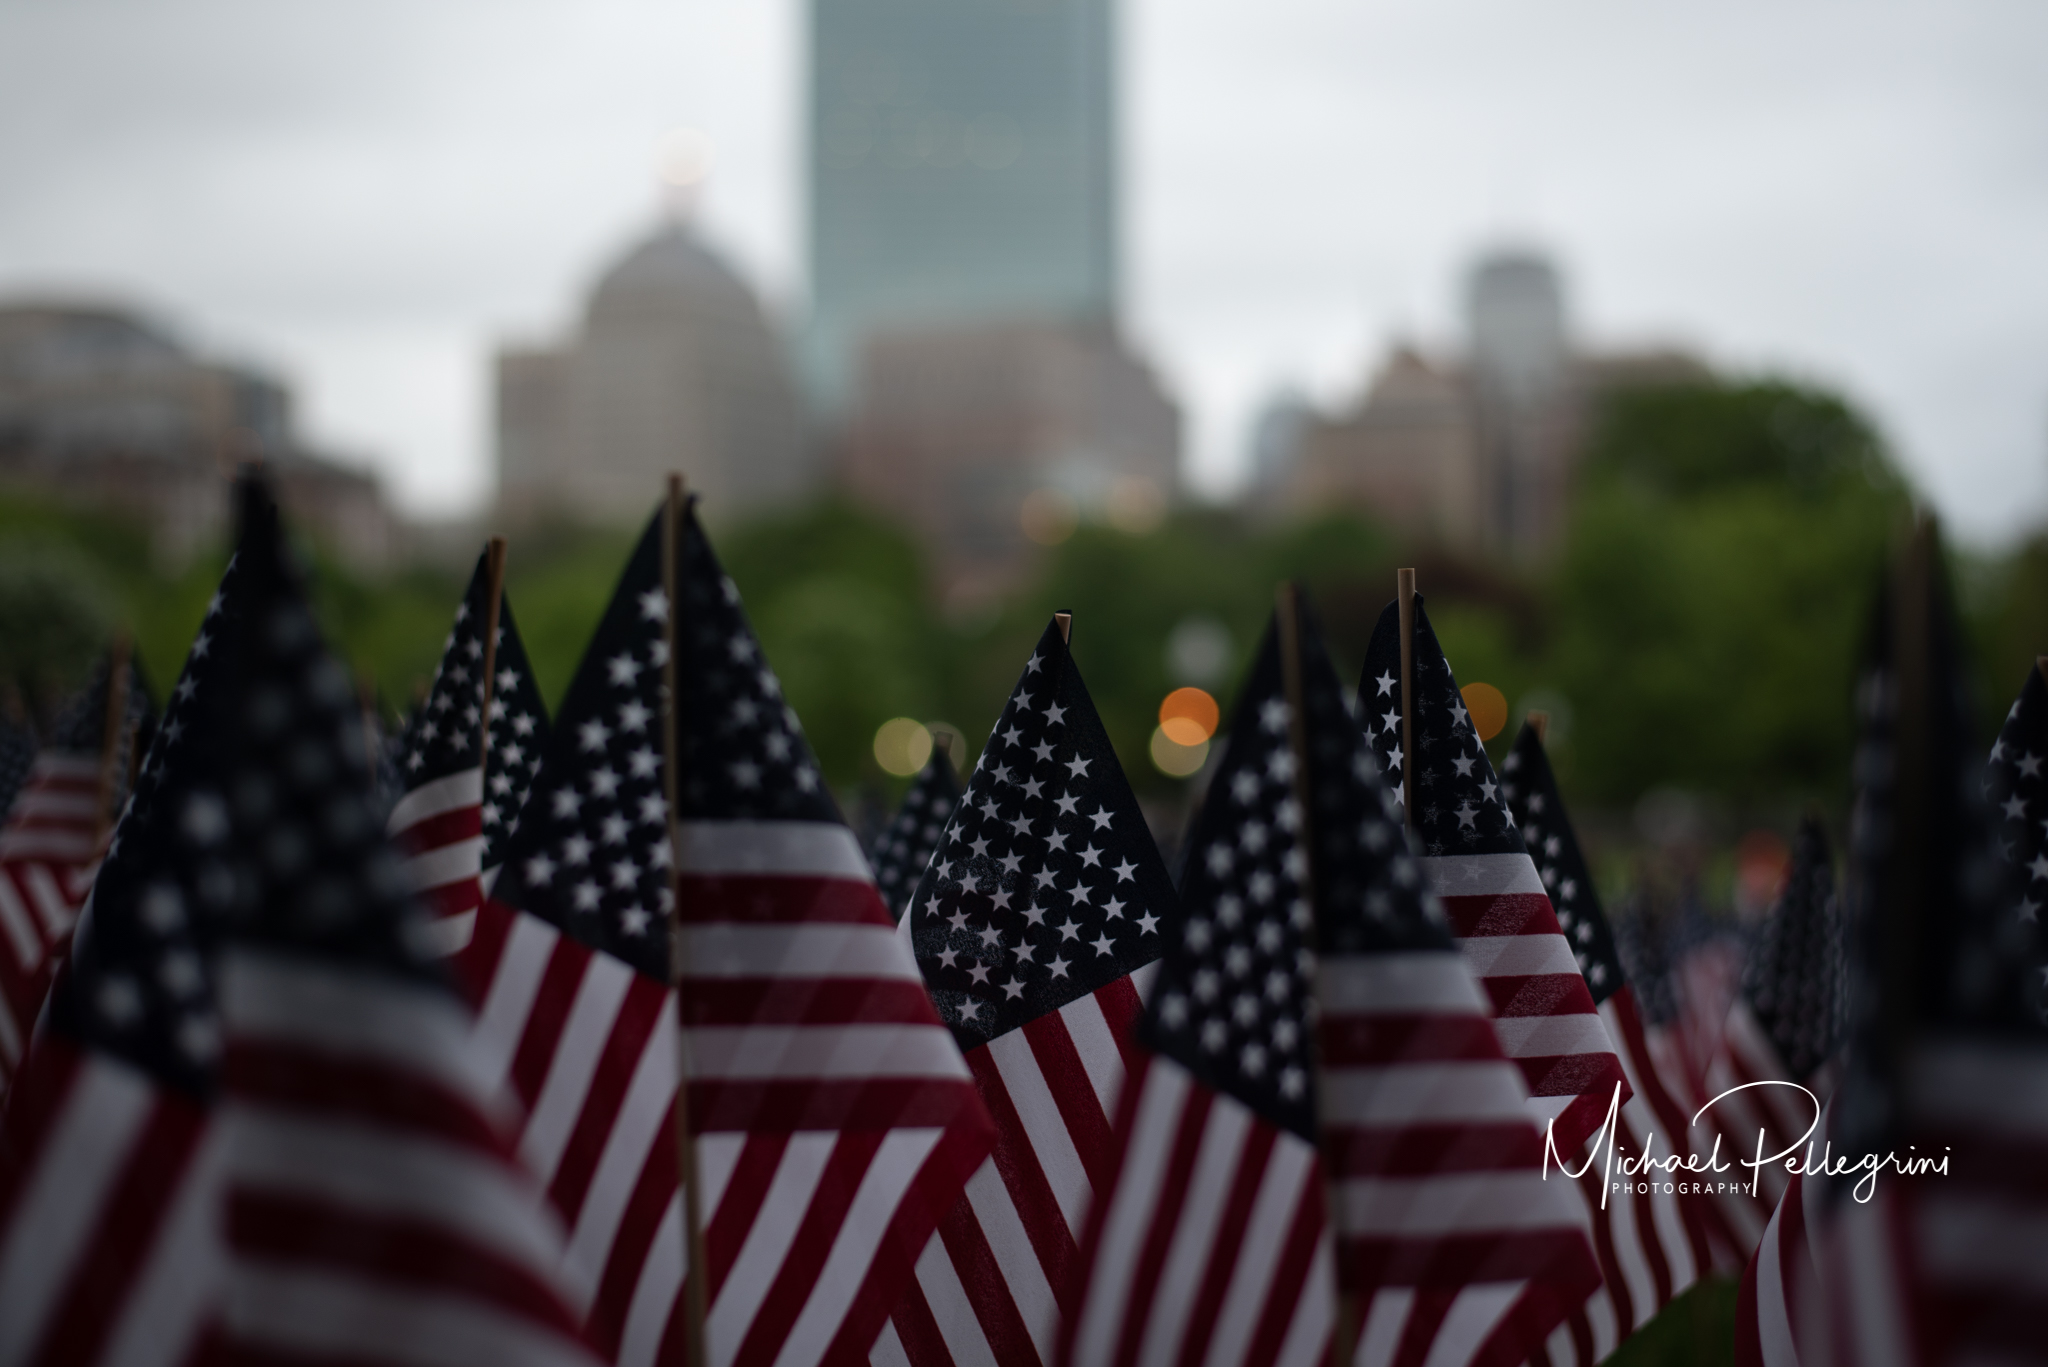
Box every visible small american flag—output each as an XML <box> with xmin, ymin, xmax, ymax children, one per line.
<box><xmin>465</xmin><ymin>499</ymin><xmax>992</xmax><ymax>1367</ymax></box>
<box><xmin>1359</xmin><ymin>596</ymin><xmax>1630</xmax><ymax>1157</ymax></box>
<box><xmin>883</xmin><ymin>617</ymin><xmax>1173</xmax><ymax>1367</ymax></box>
<box><xmin>1696</xmin><ymin>818</ymin><xmax>1844</xmax><ymax>1255</ymax></box>
<box><xmin>388</xmin><ymin>547</ymin><xmax>549</xmax><ymax>955</ymax></box>
<box><xmin>197</xmin><ymin>478</ymin><xmax>595</xmax><ymax>1365</ymax></box>
<box><xmin>1063</xmin><ymin>608</ymin><xmax>1335</xmax><ymax>1367</ymax></box>
<box><xmin>1983</xmin><ymin>660</ymin><xmax>2048</xmax><ymax>1025</ymax></box>
<box><xmin>869</xmin><ymin>751</ymin><xmax>960</xmax><ymax>922</ymax></box>
<box><xmin>1500</xmin><ymin>723</ymin><xmax>1736</xmax><ymax>1361</ymax></box>
<box><xmin>0</xmin><ymin>654</ymin><xmax>152</xmax><ymax>1087</ymax></box>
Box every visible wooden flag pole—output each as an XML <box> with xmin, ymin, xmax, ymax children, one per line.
<box><xmin>1273</xmin><ymin>583</ymin><xmax>1358</xmax><ymax>1367</ymax></box>
<box><xmin>1396</xmin><ymin>568</ymin><xmax>1417</xmax><ymax>825</ymax></box>
<box><xmin>1528</xmin><ymin>710</ymin><xmax>1550</xmax><ymax>746</ymax></box>
<box><xmin>92</xmin><ymin>635</ymin><xmax>133</xmax><ymax>844</ymax></box>
<box><xmin>1054</xmin><ymin>610</ymin><xmax>1073</xmax><ymax>645</ymax></box>
<box><xmin>660</xmin><ymin>474</ymin><xmax>711</xmax><ymax>1367</ymax></box>
<box><xmin>476</xmin><ymin>537</ymin><xmax>508</xmax><ymax>764</ymax></box>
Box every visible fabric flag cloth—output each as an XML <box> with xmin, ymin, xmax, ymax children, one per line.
<box><xmin>1695</xmin><ymin>819</ymin><xmax>1844</xmax><ymax>1255</ymax></box>
<box><xmin>388</xmin><ymin>547</ymin><xmax>550</xmax><ymax>955</ymax></box>
<box><xmin>1061</xmin><ymin>610</ymin><xmax>1335</xmax><ymax>1367</ymax></box>
<box><xmin>1360</xmin><ymin>598</ymin><xmax>1629</xmax><ymax>1156</ymax></box>
<box><xmin>0</xmin><ymin>654</ymin><xmax>153</xmax><ymax>1090</ymax></box>
<box><xmin>0</xmin><ymin>717</ymin><xmax>36</xmax><ymax>829</ymax></box>
<box><xmin>463</xmin><ymin>499</ymin><xmax>991</xmax><ymax>1367</ymax></box>
<box><xmin>1499</xmin><ymin>724</ymin><xmax>1734</xmax><ymax>1362</ymax></box>
<box><xmin>884</xmin><ymin>617</ymin><xmax>1176</xmax><ymax>1367</ymax></box>
<box><xmin>1982</xmin><ymin>660</ymin><xmax>2048</xmax><ymax>1025</ymax></box>
<box><xmin>870</xmin><ymin>749</ymin><xmax>961</xmax><ymax>922</ymax></box>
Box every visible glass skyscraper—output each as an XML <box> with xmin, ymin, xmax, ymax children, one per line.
<box><xmin>805</xmin><ymin>0</ymin><xmax>1117</xmax><ymax>409</ymax></box>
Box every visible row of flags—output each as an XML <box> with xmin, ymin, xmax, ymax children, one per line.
<box><xmin>0</xmin><ymin>470</ymin><xmax>2042</xmax><ymax>1367</ymax></box>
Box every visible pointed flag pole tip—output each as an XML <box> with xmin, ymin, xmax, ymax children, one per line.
<box><xmin>1528</xmin><ymin>710</ymin><xmax>1549</xmax><ymax>746</ymax></box>
<box><xmin>1054</xmin><ymin>611</ymin><xmax>1072</xmax><ymax>644</ymax></box>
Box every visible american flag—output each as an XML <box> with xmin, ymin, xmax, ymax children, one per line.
<box><xmin>463</xmin><ymin>498</ymin><xmax>992</xmax><ymax>1367</ymax></box>
<box><xmin>1500</xmin><ymin>723</ymin><xmax>1736</xmax><ymax>1360</ymax></box>
<box><xmin>884</xmin><ymin>617</ymin><xmax>1173</xmax><ymax>1367</ymax></box>
<box><xmin>869</xmin><ymin>751</ymin><xmax>960</xmax><ymax>921</ymax></box>
<box><xmin>1359</xmin><ymin>596</ymin><xmax>1629</xmax><ymax>1157</ymax></box>
<box><xmin>388</xmin><ymin>547</ymin><xmax>549</xmax><ymax>955</ymax></box>
<box><xmin>1063</xmin><ymin>609</ymin><xmax>1334</xmax><ymax>1367</ymax></box>
<box><xmin>0</xmin><ymin>654</ymin><xmax>152</xmax><ymax>1089</ymax></box>
<box><xmin>1983</xmin><ymin>659</ymin><xmax>2048</xmax><ymax>1025</ymax></box>
<box><xmin>193</xmin><ymin>476</ymin><xmax>596</xmax><ymax>1365</ymax></box>
<box><xmin>0</xmin><ymin>515</ymin><xmax>250</xmax><ymax>1367</ymax></box>
<box><xmin>1695</xmin><ymin>818</ymin><xmax>1844</xmax><ymax>1255</ymax></box>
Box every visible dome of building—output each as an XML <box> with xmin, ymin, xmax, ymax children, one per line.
<box><xmin>496</xmin><ymin>221</ymin><xmax>812</xmax><ymax>524</ymax></box>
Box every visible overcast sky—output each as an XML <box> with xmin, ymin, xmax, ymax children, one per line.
<box><xmin>4</xmin><ymin>0</ymin><xmax>2044</xmax><ymax>541</ymax></box>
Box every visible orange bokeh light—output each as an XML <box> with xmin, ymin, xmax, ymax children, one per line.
<box><xmin>1158</xmin><ymin>686</ymin><xmax>1220</xmax><ymax>746</ymax></box>
<box><xmin>1460</xmin><ymin>682</ymin><xmax>1508</xmax><ymax>742</ymax></box>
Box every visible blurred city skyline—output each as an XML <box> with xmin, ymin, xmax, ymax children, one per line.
<box><xmin>3</xmin><ymin>0</ymin><xmax>2044</xmax><ymax>541</ymax></box>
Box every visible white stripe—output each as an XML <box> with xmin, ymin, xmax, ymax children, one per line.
<box><xmin>1627</xmin><ymin>1100</ymin><xmax>1698</xmax><ymax>1291</ymax></box>
<box><xmin>473</xmin><ymin>911</ymin><xmax>558</xmax><ymax>1088</ymax></box>
<box><xmin>403</xmin><ymin>838</ymin><xmax>485</xmax><ymax>894</ymax></box>
<box><xmin>0</xmin><ymin>831</ymin><xmax>95</xmax><ymax>861</ymax></box>
<box><xmin>987</xmin><ymin>1027</ymin><xmax>1093</xmax><ymax>1235</ymax></box>
<box><xmin>0</xmin><ymin>999</ymin><xmax>19</xmax><ymax>1066</ymax></box>
<box><xmin>387</xmin><ymin>768</ymin><xmax>484</xmax><ymax>837</ymax></box>
<box><xmin>1540</xmin><ymin>1316</ymin><xmax>1575</xmax><ymax>1367</ymax></box>
<box><xmin>520</xmin><ymin>954</ymin><xmax>633</xmax><ymax>1183</ymax></box>
<box><xmin>683</xmin><ymin>924</ymin><xmax>923</xmax><ymax>982</ymax></box>
<box><xmin>1139</xmin><ymin>1098</ymin><xmax>1251</xmax><ymax>1367</ymax></box>
<box><xmin>1202</xmin><ymin>1128</ymin><xmax>1317</xmax><ymax>1367</ymax></box>
<box><xmin>225</xmin><ymin>1263</ymin><xmax>593</xmax><ymax>1367</ymax></box>
<box><xmin>221</xmin><ymin>951</ymin><xmax>487</xmax><ymax>1101</ymax></box>
<box><xmin>1271</xmin><ymin>1232</ymin><xmax>1334</xmax><ymax>1367</ymax></box>
<box><xmin>562</xmin><ymin>993</ymin><xmax>679</xmax><ymax>1309</ymax></box>
<box><xmin>1335</xmin><ymin>1171</ymin><xmax>1584</xmax><ymax>1235</ymax></box>
<box><xmin>102</xmin><ymin>1123</ymin><xmax>226</xmax><ymax>1367</ymax></box>
<box><xmin>775</xmin><ymin>1127</ymin><xmax>945</xmax><ymax>1367</ymax></box>
<box><xmin>1602</xmin><ymin>1159</ymin><xmax>1656</xmax><ymax>1329</ymax></box>
<box><xmin>870</xmin><ymin>1318</ymin><xmax>912</xmax><ymax>1367</ymax></box>
<box><xmin>1421</xmin><ymin>1284</ymin><xmax>1522</xmax><ymax>1367</ymax></box>
<box><xmin>26</xmin><ymin>754</ymin><xmax>100</xmax><ymax>783</ymax></box>
<box><xmin>914</xmin><ymin>1231</ymin><xmax>1002</xmax><ymax>1367</ymax></box>
<box><xmin>223</xmin><ymin>1107</ymin><xmax>562</xmax><ymax>1282</ymax></box>
<box><xmin>1833</xmin><ymin>1194</ymin><xmax>1911</xmax><ymax>1367</ymax></box>
<box><xmin>962</xmin><ymin>1158</ymin><xmax>1060</xmax><ymax>1360</ymax></box>
<box><xmin>1071</xmin><ymin>1062</ymin><xmax>1189</xmax><ymax>1367</ymax></box>
<box><xmin>12</xmin><ymin>792</ymin><xmax>97</xmax><ymax>819</ymax></box>
<box><xmin>1356</xmin><ymin>1287</ymin><xmax>1416</xmax><ymax>1367</ymax></box>
<box><xmin>1751</xmin><ymin>1172</ymin><xmax>1797</xmax><ymax>1367</ymax></box>
<box><xmin>1454</xmin><ymin>933</ymin><xmax>1579</xmax><ymax>980</ymax></box>
<box><xmin>1130</xmin><ymin>958</ymin><xmax>1161</xmax><ymax>1004</ymax></box>
<box><xmin>1488</xmin><ymin>1014</ymin><xmax>1613</xmax><ymax>1060</ymax></box>
<box><xmin>419</xmin><ymin>911</ymin><xmax>476</xmax><ymax>958</ymax></box>
<box><xmin>0</xmin><ymin>873</ymin><xmax>42</xmax><ymax>967</ymax></box>
<box><xmin>22</xmin><ymin>865</ymin><xmax>77</xmax><ymax>939</ymax></box>
<box><xmin>707</xmin><ymin>1134</ymin><xmax>837</xmax><ymax>1363</ymax></box>
<box><xmin>689</xmin><ymin>1023</ymin><xmax>970</xmax><ymax>1081</ymax></box>
<box><xmin>1320</xmin><ymin>1060</ymin><xmax>1533</xmax><ymax>1127</ymax></box>
<box><xmin>1586</xmin><ymin>1278</ymin><xmax>1619</xmax><ymax>1361</ymax></box>
<box><xmin>1060</xmin><ymin>988</ymin><xmax>1128</xmax><ymax>1122</ymax></box>
<box><xmin>616</xmin><ymin>1194</ymin><xmax>684</xmax><ymax>1367</ymax></box>
<box><xmin>1318</xmin><ymin>952</ymin><xmax>1489</xmax><ymax>1016</ymax></box>
<box><xmin>0</xmin><ymin>1055</ymin><xmax>154</xmax><ymax>1367</ymax></box>
<box><xmin>676</xmin><ymin>820</ymin><xmax>873</xmax><ymax>881</ymax></box>
<box><xmin>1419</xmin><ymin>853</ymin><xmax>1544</xmax><ymax>898</ymax></box>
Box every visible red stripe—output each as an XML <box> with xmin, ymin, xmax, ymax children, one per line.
<box><xmin>682</xmin><ymin>979</ymin><xmax>942</xmax><ymax>1027</ymax></box>
<box><xmin>1239</xmin><ymin>1158</ymin><xmax>1325</xmax><ymax>1367</ymax></box>
<box><xmin>1543</xmin><ymin>1084</ymin><xmax>1627</xmax><ymax>1156</ymax></box>
<box><xmin>391</xmin><ymin>803</ymin><xmax>482</xmax><ymax>857</ymax></box>
<box><xmin>1339</xmin><ymin>1229</ymin><xmax>1599</xmax><ymax>1286</ymax></box>
<box><xmin>1320</xmin><ymin>1014</ymin><xmax>1505</xmax><ymax>1064</ymax></box>
<box><xmin>675</xmin><ymin>874</ymin><xmax>892</xmax><ymax>927</ymax></box>
<box><xmin>1470</xmin><ymin>1271</ymin><xmax>1602</xmax><ymax>1367</ymax></box>
<box><xmin>419</xmin><ymin>878</ymin><xmax>483</xmax><ymax>919</ymax></box>
<box><xmin>1515</xmin><ymin>1052</ymin><xmax>1630</xmax><ymax>1102</ymax></box>
<box><xmin>548</xmin><ymin>971</ymin><xmax>668</xmax><ymax>1222</ymax></box>
<box><xmin>689</xmin><ymin>1077</ymin><xmax>988</xmax><ymax>1135</ymax></box>
<box><xmin>225</xmin><ymin>1190</ymin><xmax>582</xmax><ymax>1335</ymax></box>
<box><xmin>1020</xmin><ymin>1010</ymin><xmax>1116</xmax><ymax>1195</ymax></box>
<box><xmin>223</xmin><ymin>1042</ymin><xmax>502</xmax><ymax>1153</ymax></box>
<box><xmin>1438</xmin><ymin>892</ymin><xmax>1560</xmax><ymax>938</ymax></box>
<box><xmin>453</xmin><ymin>897</ymin><xmax>520</xmax><ymax>1009</ymax></box>
<box><xmin>583</xmin><ymin>1115</ymin><xmax>678</xmax><ymax>1360</ymax></box>
<box><xmin>1391</xmin><ymin>1288</ymin><xmax>1456</xmax><ymax>1367</ymax></box>
<box><xmin>731</xmin><ymin>1131</ymin><xmax>885</xmax><ymax>1366</ymax></box>
<box><xmin>1479</xmin><ymin>974</ymin><xmax>1602</xmax><ymax>1020</ymax></box>
<box><xmin>1111</xmin><ymin>1082</ymin><xmax>1212</xmax><ymax>1367</ymax></box>
<box><xmin>509</xmin><ymin>936</ymin><xmax>596</xmax><ymax>1107</ymax></box>
<box><xmin>1092</xmin><ymin>975</ymin><xmax>1145</xmax><ymax>1077</ymax></box>
<box><xmin>1174</xmin><ymin>1118</ymin><xmax>1278</xmax><ymax>1367</ymax></box>
<box><xmin>1577</xmin><ymin>1155</ymin><xmax>1635</xmax><ymax>1333</ymax></box>
<box><xmin>935</xmin><ymin>1187</ymin><xmax>1041</xmax><ymax>1367</ymax></box>
<box><xmin>889</xmin><ymin>1276</ymin><xmax>956</xmax><ymax>1367</ymax></box>
<box><xmin>1325</xmin><ymin>1121</ymin><xmax>1545</xmax><ymax>1174</ymax></box>
<box><xmin>31</xmin><ymin>1085</ymin><xmax>208</xmax><ymax>1367</ymax></box>
<box><xmin>965</xmin><ymin>1047</ymin><xmax>1082</xmax><ymax>1306</ymax></box>
<box><xmin>704</xmin><ymin>1133</ymin><xmax>791</xmax><ymax>1300</ymax></box>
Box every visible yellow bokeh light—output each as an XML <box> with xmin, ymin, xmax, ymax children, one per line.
<box><xmin>1461</xmin><ymin>682</ymin><xmax>1508</xmax><ymax>742</ymax></box>
<box><xmin>1158</xmin><ymin>686</ymin><xmax>1219</xmax><ymax>746</ymax></box>
<box><xmin>873</xmin><ymin>717</ymin><xmax>934</xmax><ymax>776</ymax></box>
<box><xmin>1150</xmin><ymin>724</ymin><xmax>1209</xmax><ymax>778</ymax></box>
<box><xmin>1019</xmin><ymin>488</ymin><xmax>1078</xmax><ymax>545</ymax></box>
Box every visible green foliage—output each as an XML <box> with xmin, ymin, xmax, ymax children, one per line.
<box><xmin>1603</xmin><ymin>1276</ymin><xmax>1738</xmax><ymax>1367</ymax></box>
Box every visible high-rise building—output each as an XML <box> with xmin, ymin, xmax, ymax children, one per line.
<box><xmin>805</xmin><ymin>0</ymin><xmax>1118</xmax><ymax>410</ymax></box>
